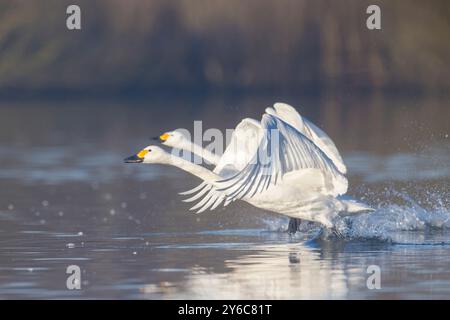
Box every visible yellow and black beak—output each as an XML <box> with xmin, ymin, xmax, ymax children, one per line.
<box><xmin>124</xmin><ymin>154</ymin><xmax>143</xmax><ymax>163</ymax></box>
<box><xmin>124</xmin><ymin>149</ymin><xmax>148</xmax><ymax>163</ymax></box>
<box><xmin>152</xmin><ymin>133</ymin><xmax>169</xmax><ymax>143</ymax></box>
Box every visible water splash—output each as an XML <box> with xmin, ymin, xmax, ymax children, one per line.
<box><xmin>334</xmin><ymin>187</ymin><xmax>450</xmax><ymax>242</ymax></box>
<box><xmin>262</xmin><ymin>186</ymin><xmax>450</xmax><ymax>244</ymax></box>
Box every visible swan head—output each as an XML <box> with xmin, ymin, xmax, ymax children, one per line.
<box><xmin>124</xmin><ymin>145</ymin><xmax>169</xmax><ymax>164</ymax></box>
<box><xmin>153</xmin><ymin>130</ymin><xmax>188</xmax><ymax>148</ymax></box>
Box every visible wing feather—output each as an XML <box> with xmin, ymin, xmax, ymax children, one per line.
<box><xmin>184</xmin><ymin>113</ymin><xmax>347</xmax><ymax>212</ymax></box>
<box><xmin>273</xmin><ymin>102</ymin><xmax>347</xmax><ymax>174</ymax></box>
<box><xmin>180</xmin><ymin>108</ymin><xmax>348</xmax><ymax>213</ymax></box>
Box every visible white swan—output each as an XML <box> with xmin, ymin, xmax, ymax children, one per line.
<box><xmin>125</xmin><ymin>103</ymin><xmax>372</xmax><ymax>228</ymax></box>
<box><xmin>156</xmin><ymin>103</ymin><xmax>350</xmax><ymax>231</ymax></box>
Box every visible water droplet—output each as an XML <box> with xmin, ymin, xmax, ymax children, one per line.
<box><xmin>39</xmin><ymin>219</ymin><xmax>46</xmax><ymax>225</ymax></box>
<box><xmin>139</xmin><ymin>193</ymin><xmax>147</xmax><ymax>200</ymax></box>
<box><xmin>58</xmin><ymin>211</ymin><xmax>64</xmax><ymax>217</ymax></box>
<box><xmin>104</xmin><ymin>193</ymin><xmax>112</xmax><ymax>201</ymax></box>
<box><xmin>66</xmin><ymin>243</ymin><xmax>75</xmax><ymax>249</ymax></box>
<box><xmin>77</xmin><ymin>231</ymin><xmax>84</xmax><ymax>236</ymax></box>
<box><xmin>91</xmin><ymin>182</ymin><xmax>99</xmax><ymax>190</ymax></box>
<box><xmin>109</xmin><ymin>209</ymin><xmax>116</xmax><ymax>216</ymax></box>
<box><xmin>121</xmin><ymin>202</ymin><xmax>127</xmax><ymax>209</ymax></box>
<box><xmin>132</xmin><ymin>251</ymin><xmax>137</xmax><ymax>255</ymax></box>
<box><xmin>7</xmin><ymin>204</ymin><xmax>14</xmax><ymax>210</ymax></box>
<box><xmin>42</xmin><ymin>200</ymin><xmax>49</xmax><ymax>207</ymax></box>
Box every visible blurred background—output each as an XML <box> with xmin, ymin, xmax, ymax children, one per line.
<box><xmin>0</xmin><ymin>0</ymin><xmax>449</xmax><ymax>97</ymax></box>
<box><xmin>0</xmin><ymin>1</ymin><xmax>449</xmax><ymax>299</ymax></box>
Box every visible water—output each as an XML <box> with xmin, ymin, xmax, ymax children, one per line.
<box><xmin>0</xmin><ymin>95</ymin><xmax>449</xmax><ymax>299</ymax></box>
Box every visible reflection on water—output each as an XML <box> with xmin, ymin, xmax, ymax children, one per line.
<box><xmin>141</xmin><ymin>240</ymin><xmax>351</xmax><ymax>300</ymax></box>
<box><xmin>0</xmin><ymin>95</ymin><xmax>449</xmax><ymax>299</ymax></box>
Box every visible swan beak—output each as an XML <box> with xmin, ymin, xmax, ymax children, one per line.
<box><xmin>124</xmin><ymin>154</ymin><xmax>143</xmax><ymax>163</ymax></box>
<box><xmin>153</xmin><ymin>133</ymin><xmax>169</xmax><ymax>143</ymax></box>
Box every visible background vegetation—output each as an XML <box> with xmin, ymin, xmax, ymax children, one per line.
<box><xmin>0</xmin><ymin>0</ymin><xmax>449</xmax><ymax>96</ymax></box>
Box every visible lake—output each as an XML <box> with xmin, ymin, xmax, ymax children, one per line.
<box><xmin>0</xmin><ymin>94</ymin><xmax>449</xmax><ymax>299</ymax></box>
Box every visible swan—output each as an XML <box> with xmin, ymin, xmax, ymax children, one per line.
<box><xmin>125</xmin><ymin>104</ymin><xmax>372</xmax><ymax>229</ymax></box>
<box><xmin>153</xmin><ymin>102</ymin><xmax>347</xmax><ymax>233</ymax></box>
<box><xmin>154</xmin><ymin>103</ymin><xmax>350</xmax><ymax>231</ymax></box>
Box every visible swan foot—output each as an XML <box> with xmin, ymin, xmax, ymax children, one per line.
<box><xmin>287</xmin><ymin>218</ymin><xmax>302</xmax><ymax>234</ymax></box>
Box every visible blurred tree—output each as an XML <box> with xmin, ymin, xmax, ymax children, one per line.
<box><xmin>0</xmin><ymin>0</ymin><xmax>448</xmax><ymax>96</ymax></box>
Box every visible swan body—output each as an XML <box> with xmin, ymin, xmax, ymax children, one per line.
<box><xmin>126</xmin><ymin>103</ymin><xmax>372</xmax><ymax>228</ymax></box>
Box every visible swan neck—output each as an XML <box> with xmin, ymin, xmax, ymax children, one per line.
<box><xmin>182</xmin><ymin>140</ymin><xmax>220</xmax><ymax>165</ymax></box>
<box><xmin>168</xmin><ymin>154</ymin><xmax>218</xmax><ymax>182</ymax></box>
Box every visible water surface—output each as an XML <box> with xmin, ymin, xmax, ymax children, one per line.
<box><xmin>0</xmin><ymin>95</ymin><xmax>449</xmax><ymax>299</ymax></box>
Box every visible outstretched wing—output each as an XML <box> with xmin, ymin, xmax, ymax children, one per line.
<box><xmin>180</xmin><ymin>118</ymin><xmax>262</xmax><ymax>213</ymax></box>
<box><xmin>182</xmin><ymin>112</ymin><xmax>347</xmax><ymax>213</ymax></box>
<box><xmin>215</xmin><ymin>114</ymin><xmax>347</xmax><ymax>199</ymax></box>
<box><xmin>213</xmin><ymin>118</ymin><xmax>262</xmax><ymax>175</ymax></box>
<box><xmin>272</xmin><ymin>102</ymin><xmax>347</xmax><ymax>174</ymax></box>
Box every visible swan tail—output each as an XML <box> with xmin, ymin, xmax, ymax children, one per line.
<box><xmin>339</xmin><ymin>198</ymin><xmax>375</xmax><ymax>216</ymax></box>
